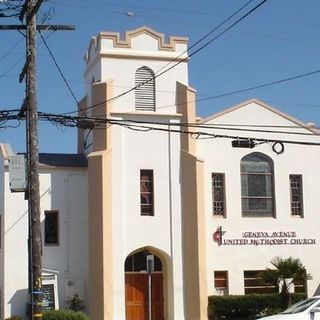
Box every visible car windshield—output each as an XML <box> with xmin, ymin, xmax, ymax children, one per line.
<box><xmin>281</xmin><ymin>297</ymin><xmax>320</xmax><ymax>314</ymax></box>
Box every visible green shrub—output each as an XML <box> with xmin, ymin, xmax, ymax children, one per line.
<box><xmin>5</xmin><ymin>316</ymin><xmax>23</xmax><ymax>320</ymax></box>
<box><xmin>43</xmin><ymin>309</ymin><xmax>89</xmax><ymax>320</ymax></box>
<box><xmin>208</xmin><ymin>293</ymin><xmax>306</xmax><ymax>320</ymax></box>
<box><xmin>67</xmin><ymin>294</ymin><xmax>85</xmax><ymax>312</ymax></box>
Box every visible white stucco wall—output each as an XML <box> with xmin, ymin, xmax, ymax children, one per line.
<box><xmin>81</xmin><ymin>27</ymin><xmax>320</xmax><ymax>318</ymax></box>
<box><xmin>99</xmin><ymin>57</ymin><xmax>188</xmax><ymax>115</ymax></box>
<box><xmin>83</xmin><ymin>28</ymin><xmax>190</xmax><ymax>319</ymax></box>
<box><xmin>84</xmin><ymin>29</ymin><xmax>189</xmax><ymax>117</ymax></box>
<box><xmin>198</xmin><ymin>101</ymin><xmax>320</xmax><ymax>297</ymax></box>
<box><xmin>2</xmin><ymin>166</ymin><xmax>88</xmax><ymax>319</ymax></box>
<box><xmin>111</xmin><ymin>114</ymin><xmax>185</xmax><ymax>319</ymax></box>
<box><xmin>3</xmin><ymin>169</ymin><xmax>28</xmax><ymax>318</ymax></box>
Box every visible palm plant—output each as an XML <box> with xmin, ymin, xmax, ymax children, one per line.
<box><xmin>260</xmin><ymin>257</ymin><xmax>311</xmax><ymax>309</ymax></box>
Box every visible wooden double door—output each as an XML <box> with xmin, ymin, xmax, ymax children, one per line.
<box><xmin>125</xmin><ymin>272</ymin><xmax>164</xmax><ymax>320</ymax></box>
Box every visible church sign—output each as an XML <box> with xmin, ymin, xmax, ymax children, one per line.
<box><xmin>213</xmin><ymin>226</ymin><xmax>316</xmax><ymax>247</ymax></box>
<box><xmin>42</xmin><ymin>272</ymin><xmax>59</xmax><ymax>311</ymax></box>
<box><xmin>42</xmin><ymin>284</ymin><xmax>56</xmax><ymax>311</ymax></box>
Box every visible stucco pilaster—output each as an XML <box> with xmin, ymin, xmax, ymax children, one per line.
<box><xmin>88</xmin><ymin>149</ymin><xmax>113</xmax><ymax>320</ymax></box>
<box><xmin>88</xmin><ymin>80</ymin><xmax>114</xmax><ymax>319</ymax></box>
<box><xmin>91</xmin><ymin>80</ymin><xmax>113</xmax><ymax>152</ymax></box>
<box><xmin>177</xmin><ymin>82</ymin><xmax>208</xmax><ymax>320</ymax></box>
<box><xmin>77</xmin><ymin>96</ymin><xmax>87</xmax><ymax>154</ymax></box>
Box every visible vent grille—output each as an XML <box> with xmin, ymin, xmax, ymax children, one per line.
<box><xmin>135</xmin><ymin>66</ymin><xmax>156</xmax><ymax>111</ymax></box>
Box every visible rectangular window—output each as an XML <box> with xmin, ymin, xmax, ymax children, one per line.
<box><xmin>212</xmin><ymin>173</ymin><xmax>225</xmax><ymax>217</ymax></box>
<box><xmin>140</xmin><ymin>170</ymin><xmax>154</xmax><ymax>216</ymax></box>
<box><xmin>294</xmin><ymin>278</ymin><xmax>307</xmax><ymax>293</ymax></box>
<box><xmin>44</xmin><ymin>210</ymin><xmax>59</xmax><ymax>246</ymax></box>
<box><xmin>214</xmin><ymin>271</ymin><xmax>228</xmax><ymax>294</ymax></box>
<box><xmin>244</xmin><ymin>270</ymin><xmax>278</xmax><ymax>294</ymax></box>
<box><xmin>290</xmin><ymin>175</ymin><xmax>303</xmax><ymax>217</ymax></box>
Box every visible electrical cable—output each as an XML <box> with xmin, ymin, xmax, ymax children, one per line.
<box><xmin>154</xmin><ymin>67</ymin><xmax>320</xmax><ymax>111</ymax></box>
<box><xmin>35</xmin><ymin>111</ymin><xmax>320</xmax><ymax>138</ymax></box>
<box><xmin>150</xmin><ymin>0</ymin><xmax>255</xmax><ymax>76</ymax></box>
<box><xmin>0</xmin><ymin>35</ymin><xmax>24</xmax><ymax>60</ymax></box>
<box><xmin>0</xmin><ymin>106</ymin><xmax>314</xmax><ymax>136</ymax></box>
<box><xmin>61</xmin><ymin>0</ymin><xmax>268</xmax><ymax>116</ymax></box>
<box><xmin>79</xmin><ymin>60</ymin><xmax>320</xmax><ymax>117</ymax></box>
<box><xmin>0</xmin><ymin>1</ymin><xmax>23</xmax><ymax>17</ymax></box>
<box><xmin>93</xmin><ymin>116</ymin><xmax>319</xmax><ymax>136</ymax></box>
<box><xmin>195</xmin><ymin>69</ymin><xmax>320</xmax><ymax>103</ymax></box>
<box><xmin>1</xmin><ymin>107</ymin><xmax>319</xmax><ymax>147</ymax></box>
<box><xmin>49</xmin><ymin>0</ymin><xmax>225</xmax><ymax>19</ymax></box>
<box><xmin>0</xmin><ymin>57</ymin><xmax>24</xmax><ymax>79</ymax></box>
<box><xmin>39</xmin><ymin>31</ymin><xmax>79</xmax><ymax>105</ymax></box>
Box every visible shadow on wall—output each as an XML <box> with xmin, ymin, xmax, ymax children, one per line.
<box><xmin>8</xmin><ymin>288</ymin><xmax>28</xmax><ymax>318</ymax></box>
<box><xmin>42</xmin><ymin>172</ymin><xmax>88</xmax><ymax>310</ymax></box>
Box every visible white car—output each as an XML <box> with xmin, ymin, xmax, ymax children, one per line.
<box><xmin>259</xmin><ymin>296</ymin><xmax>320</xmax><ymax>319</ymax></box>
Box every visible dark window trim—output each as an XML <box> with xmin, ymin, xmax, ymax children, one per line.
<box><xmin>214</xmin><ymin>270</ymin><xmax>228</xmax><ymax>291</ymax></box>
<box><xmin>140</xmin><ymin>169</ymin><xmax>154</xmax><ymax>216</ymax></box>
<box><xmin>289</xmin><ymin>174</ymin><xmax>304</xmax><ymax>218</ymax></box>
<box><xmin>241</xmin><ymin>152</ymin><xmax>275</xmax><ymax>218</ymax></box>
<box><xmin>44</xmin><ymin>210</ymin><xmax>59</xmax><ymax>246</ymax></box>
<box><xmin>212</xmin><ymin>173</ymin><xmax>226</xmax><ymax>217</ymax></box>
<box><xmin>244</xmin><ymin>270</ymin><xmax>278</xmax><ymax>294</ymax></box>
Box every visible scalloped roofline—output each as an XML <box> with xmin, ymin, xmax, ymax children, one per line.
<box><xmin>100</xmin><ymin>26</ymin><xmax>188</xmax><ymax>50</ymax></box>
<box><xmin>85</xmin><ymin>26</ymin><xmax>189</xmax><ymax>63</ymax></box>
<box><xmin>201</xmin><ymin>98</ymin><xmax>319</xmax><ymax>134</ymax></box>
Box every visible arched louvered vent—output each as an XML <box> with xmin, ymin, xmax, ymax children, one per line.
<box><xmin>135</xmin><ymin>66</ymin><xmax>156</xmax><ymax>111</ymax></box>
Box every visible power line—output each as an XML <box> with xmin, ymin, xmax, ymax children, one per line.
<box><xmin>3</xmin><ymin>107</ymin><xmax>318</xmax><ymax>131</ymax></box>
<box><xmin>49</xmin><ymin>0</ymin><xmax>226</xmax><ymax>18</ymax></box>
<box><xmin>0</xmin><ymin>24</ymin><xmax>71</xmax><ymax>81</ymax></box>
<box><xmin>39</xmin><ymin>31</ymin><xmax>79</xmax><ymax>104</ymax></box>
<box><xmin>0</xmin><ymin>57</ymin><xmax>24</xmax><ymax>78</ymax></box>
<box><xmin>0</xmin><ymin>107</ymin><xmax>319</xmax><ymax>147</ymax></box>
<box><xmin>62</xmin><ymin>0</ymin><xmax>268</xmax><ymax>116</ymax></box>
<box><xmin>0</xmin><ymin>34</ymin><xmax>24</xmax><ymax>60</ymax></box>
<box><xmin>154</xmin><ymin>67</ymin><xmax>320</xmax><ymax>111</ymax></box>
<box><xmin>195</xmin><ymin>68</ymin><xmax>320</xmax><ymax>103</ymax></box>
<box><xmin>0</xmin><ymin>1</ymin><xmax>23</xmax><ymax>18</ymax></box>
<box><xmin>0</xmin><ymin>1</ymin><xmax>75</xmax><ymax>319</ymax></box>
<box><xmin>51</xmin><ymin>3</ymin><xmax>206</xmax><ymax>29</ymax></box>
<box><xmin>37</xmin><ymin>112</ymin><xmax>320</xmax><ymax>148</ymax></box>
<box><xmin>151</xmin><ymin>0</ymin><xmax>255</xmax><ymax>79</ymax></box>
<box><xmin>50</xmin><ymin>0</ymin><xmax>320</xmax><ymax>28</ymax></box>
<box><xmin>33</xmin><ymin>111</ymin><xmax>320</xmax><ymax>137</ymax></box>
<box><xmin>69</xmin><ymin>64</ymin><xmax>320</xmax><ymax>116</ymax></box>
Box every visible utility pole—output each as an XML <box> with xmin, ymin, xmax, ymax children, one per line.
<box><xmin>0</xmin><ymin>2</ymin><xmax>74</xmax><ymax>319</ymax></box>
<box><xmin>26</xmin><ymin>1</ymin><xmax>42</xmax><ymax>318</ymax></box>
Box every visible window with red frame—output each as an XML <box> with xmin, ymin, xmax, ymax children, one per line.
<box><xmin>140</xmin><ymin>170</ymin><xmax>154</xmax><ymax>216</ymax></box>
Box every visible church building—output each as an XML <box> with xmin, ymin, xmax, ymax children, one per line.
<box><xmin>1</xmin><ymin>27</ymin><xmax>320</xmax><ymax>320</ymax></box>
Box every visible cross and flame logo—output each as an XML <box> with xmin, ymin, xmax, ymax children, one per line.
<box><xmin>213</xmin><ymin>226</ymin><xmax>226</xmax><ymax>246</ymax></box>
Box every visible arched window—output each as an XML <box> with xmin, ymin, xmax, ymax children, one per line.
<box><xmin>135</xmin><ymin>66</ymin><xmax>156</xmax><ymax>111</ymax></box>
<box><xmin>241</xmin><ymin>153</ymin><xmax>274</xmax><ymax>217</ymax></box>
<box><xmin>125</xmin><ymin>251</ymin><xmax>162</xmax><ymax>272</ymax></box>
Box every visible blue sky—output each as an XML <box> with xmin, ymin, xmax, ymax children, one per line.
<box><xmin>1</xmin><ymin>0</ymin><xmax>320</xmax><ymax>153</ymax></box>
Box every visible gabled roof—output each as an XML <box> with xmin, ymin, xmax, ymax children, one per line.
<box><xmin>201</xmin><ymin>98</ymin><xmax>319</xmax><ymax>134</ymax></box>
